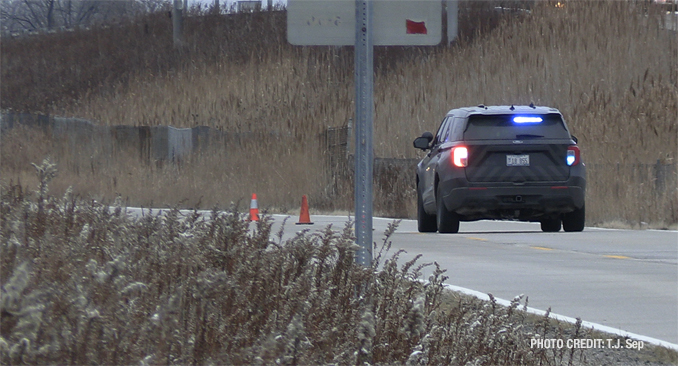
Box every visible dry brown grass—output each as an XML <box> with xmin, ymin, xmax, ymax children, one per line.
<box><xmin>1</xmin><ymin>163</ymin><xmax>604</xmax><ymax>365</ymax></box>
<box><xmin>3</xmin><ymin>163</ymin><xmax>676</xmax><ymax>364</ymax></box>
<box><xmin>0</xmin><ymin>126</ymin><xmax>333</xmax><ymax>213</ymax></box>
<box><xmin>375</xmin><ymin>1</ymin><xmax>677</xmax><ymax>159</ymax></box>
<box><xmin>1</xmin><ymin>0</ymin><xmax>676</xmax><ymax>225</ymax></box>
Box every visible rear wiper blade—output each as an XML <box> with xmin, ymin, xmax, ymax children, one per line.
<box><xmin>515</xmin><ymin>134</ymin><xmax>544</xmax><ymax>139</ymax></box>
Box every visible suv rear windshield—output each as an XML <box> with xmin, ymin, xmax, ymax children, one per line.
<box><xmin>463</xmin><ymin>113</ymin><xmax>570</xmax><ymax>140</ymax></box>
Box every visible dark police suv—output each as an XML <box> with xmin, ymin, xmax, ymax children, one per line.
<box><xmin>413</xmin><ymin>105</ymin><xmax>586</xmax><ymax>233</ymax></box>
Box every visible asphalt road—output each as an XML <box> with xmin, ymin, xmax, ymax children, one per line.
<box><xmin>267</xmin><ymin>214</ymin><xmax>678</xmax><ymax>346</ymax></box>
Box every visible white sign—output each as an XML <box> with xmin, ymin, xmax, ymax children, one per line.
<box><xmin>287</xmin><ymin>0</ymin><xmax>442</xmax><ymax>46</ymax></box>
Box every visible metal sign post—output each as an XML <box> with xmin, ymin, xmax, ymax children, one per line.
<box><xmin>286</xmin><ymin>0</ymin><xmax>444</xmax><ymax>267</ymax></box>
<box><xmin>354</xmin><ymin>0</ymin><xmax>374</xmax><ymax>267</ymax></box>
<box><xmin>172</xmin><ymin>0</ymin><xmax>183</xmax><ymax>47</ymax></box>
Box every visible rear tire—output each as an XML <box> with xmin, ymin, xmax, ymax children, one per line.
<box><xmin>417</xmin><ymin>185</ymin><xmax>437</xmax><ymax>233</ymax></box>
<box><xmin>563</xmin><ymin>204</ymin><xmax>585</xmax><ymax>232</ymax></box>
<box><xmin>540</xmin><ymin>218</ymin><xmax>561</xmax><ymax>232</ymax></box>
<box><xmin>436</xmin><ymin>185</ymin><xmax>460</xmax><ymax>233</ymax></box>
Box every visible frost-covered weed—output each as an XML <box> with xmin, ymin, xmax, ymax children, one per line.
<box><xmin>0</xmin><ymin>161</ymin><xmax>592</xmax><ymax>365</ymax></box>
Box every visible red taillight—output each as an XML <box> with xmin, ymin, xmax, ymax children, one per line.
<box><xmin>452</xmin><ymin>146</ymin><xmax>468</xmax><ymax>167</ymax></box>
<box><xmin>566</xmin><ymin>146</ymin><xmax>580</xmax><ymax>166</ymax></box>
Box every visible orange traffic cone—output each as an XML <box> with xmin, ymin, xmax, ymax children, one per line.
<box><xmin>296</xmin><ymin>195</ymin><xmax>314</xmax><ymax>225</ymax></box>
<box><xmin>249</xmin><ymin>193</ymin><xmax>259</xmax><ymax>221</ymax></box>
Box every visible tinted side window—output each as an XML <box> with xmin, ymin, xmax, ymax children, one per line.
<box><xmin>448</xmin><ymin>117</ymin><xmax>466</xmax><ymax>142</ymax></box>
<box><xmin>463</xmin><ymin>113</ymin><xmax>570</xmax><ymax>140</ymax></box>
<box><xmin>434</xmin><ymin>117</ymin><xmax>452</xmax><ymax>145</ymax></box>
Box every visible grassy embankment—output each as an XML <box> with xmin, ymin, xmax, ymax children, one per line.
<box><xmin>1</xmin><ymin>0</ymin><xmax>676</xmax><ymax>226</ymax></box>
<box><xmin>3</xmin><ymin>160</ymin><xmax>677</xmax><ymax>365</ymax></box>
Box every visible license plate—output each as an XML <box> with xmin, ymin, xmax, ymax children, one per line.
<box><xmin>507</xmin><ymin>154</ymin><xmax>529</xmax><ymax>167</ymax></box>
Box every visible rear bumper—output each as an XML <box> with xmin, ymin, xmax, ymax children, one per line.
<box><xmin>439</xmin><ymin>177</ymin><xmax>586</xmax><ymax>219</ymax></box>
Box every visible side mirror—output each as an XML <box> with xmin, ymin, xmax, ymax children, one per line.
<box><xmin>571</xmin><ymin>135</ymin><xmax>578</xmax><ymax>144</ymax></box>
<box><xmin>413</xmin><ymin>132</ymin><xmax>434</xmax><ymax>150</ymax></box>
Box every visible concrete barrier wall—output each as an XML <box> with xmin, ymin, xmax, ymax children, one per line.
<box><xmin>1</xmin><ymin>112</ymin><xmax>300</xmax><ymax>164</ymax></box>
<box><xmin>1</xmin><ymin>112</ymin><xmax>233</xmax><ymax>163</ymax></box>
<box><xmin>3</xmin><ymin>111</ymin><xmax>675</xmax><ymax>203</ymax></box>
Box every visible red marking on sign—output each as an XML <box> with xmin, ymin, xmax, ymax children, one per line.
<box><xmin>406</xmin><ymin>19</ymin><xmax>427</xmax><ymax>34</ymax></box>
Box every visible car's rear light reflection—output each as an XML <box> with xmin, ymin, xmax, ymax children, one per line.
<box><xmin>452</xmin><ymin>146</ymin><xmax>468</xmax><ymax>167</ymax></box>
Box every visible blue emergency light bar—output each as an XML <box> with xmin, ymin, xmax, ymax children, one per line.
<box><xmin>513</xmin><ymin>116</ymin><xmax>543</xmax><ymax>123</ymax></box>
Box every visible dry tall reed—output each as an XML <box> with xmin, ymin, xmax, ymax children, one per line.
<box><xmin>1</xmin><ymin>0</ymin><xmax>676</xmax><ymax>225</ymax></box>
<box><xmin>0</xmin><ymin>161</ymin><xmax>605</xmax><ymax>364</ymax></box>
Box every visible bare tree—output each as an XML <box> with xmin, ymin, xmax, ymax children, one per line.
<box><xmin>1</xmin><ymin>0</ymin><xmax>170</xmax><ymax>34</ymax></box>
<box><xmin>135</xmin><ymin>0</ymin><xmax>171</xmax><ymax>14</ymax></box>
<box><xmin>0</xmin><ymin>0</ymin><xmax>56</xmax><ymax>32</ymax></box>
<box><xmin>0</xmin><ymin>0</ymin><xmax>23</xmax><ymax>32</ymax></box>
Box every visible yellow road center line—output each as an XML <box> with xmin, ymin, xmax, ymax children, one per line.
<box><xmin>466</xmin><ymin>237</ymin><xmax>488</xmax><ymax>241</ymax></box>
<box><xmin>531</xmin><ymin>246</ymin><xmax>554</xmax><ymax>251</ymax></box>
<box><xmin>604</xmin><ymin>255</ymin><xmax>630</xmax><ymax>259</ymax></box>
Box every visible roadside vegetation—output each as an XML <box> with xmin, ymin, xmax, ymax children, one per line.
<box><xmin>3</xmin><ymin>160</ymin><xmax>677</xmax><ymax>365</ymax></box>
<box><xmin>1</xmin><ymin>1</ymin><xmax>676</xmax><ymax>223</ymax></box>
<box><xmin>1</xmin><ymin>2</ymin><xmax>676</xmax><ymax>364</ymax></box>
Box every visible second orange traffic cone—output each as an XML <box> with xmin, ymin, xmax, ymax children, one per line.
<box><xmin>296</xmin><ymin>195</ymin><xmax>313</xmax><ymax>225</ymax></box>
<box><xmin>249</xmin><ymin>193</ymin><xmax>259</xmax><ymax>221</ymax></box>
